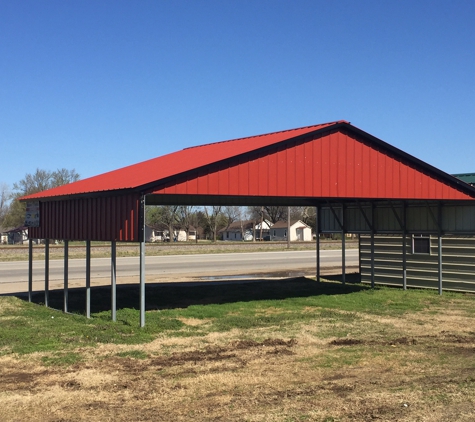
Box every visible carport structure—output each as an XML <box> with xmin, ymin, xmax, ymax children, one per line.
<box><xmin>21</xmin><ymin>120</ymin><xmax>475</xmax><ymax>326</ymax></box>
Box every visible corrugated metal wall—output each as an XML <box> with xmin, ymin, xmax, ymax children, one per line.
<box><xmin>151</xmin><ymin>130</ymin><xmax>471</xmax><ymax>200</ymax></box>
<box><xmin>320</xmin><ymin>202</ymin><xmax>475</xmax><ymax>234</ymax></box>
<box><xmin>360</xmin><ymin>234</ymin><xmax>475</xmax><ymax>292</ymax></box>
<box><xmin>29</xmin><ymin>194</ymin><xmax>142</xmax><ymax>242</ymax></box>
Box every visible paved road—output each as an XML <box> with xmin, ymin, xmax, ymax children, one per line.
<box><xmin>0</xmin><ymin>249</ymin><xmax>359</xmax><ymax>294</ymax></box>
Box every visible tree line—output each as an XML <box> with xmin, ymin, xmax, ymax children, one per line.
<box><xmin>146</xmin><ymin>205</ymin><xmax>317</xmax><ymax>241</ymax></box>
<box><xmin>0</xmin><ymin>168</ymin><xmax>80</xmax><ymax>229</ymax></box>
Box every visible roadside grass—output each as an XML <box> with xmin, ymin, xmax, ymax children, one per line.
<box><xmin>0</xmin><ymin>240</ymin><xmax>356</xmax><ymax>261</ymax></box>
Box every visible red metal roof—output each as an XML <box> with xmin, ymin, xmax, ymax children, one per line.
<box><xmin>21</xmin><ymin>120</ymin><xmax>475</xmax><ymax>202</ymax></box>
<box><xmin>22</xmin><ymin>121</ymin><xmax>343</xmax><ymax>201</ymax></box>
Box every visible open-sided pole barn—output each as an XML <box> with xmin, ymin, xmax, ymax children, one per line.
<box><xmin>20</xmin><ymin>121</ymin><xmax>475</xmax><ymax>326</ymax></box>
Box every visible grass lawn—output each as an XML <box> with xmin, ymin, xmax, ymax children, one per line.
<box><xmin>1</xmin><ymin>276</ymin><xmax>475</xmax><ymax>421</ymax></box>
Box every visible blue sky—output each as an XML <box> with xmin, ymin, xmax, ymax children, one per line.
<box><xmin>1</xmin><ymin>0</ymin><xmax>474</xmax><ymax>190</ymax></box>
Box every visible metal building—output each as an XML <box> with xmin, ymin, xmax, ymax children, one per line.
<box><xmin>20</xmin><ymin>120</ymin><xmax>475</xmax><ymax>325</ymax></box>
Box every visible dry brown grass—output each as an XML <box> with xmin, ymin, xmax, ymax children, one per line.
<box><xmin>0</xmin><ymin>240</ymin><xmax>355</xmax><ymax>262</ymax></box>
<box><xmin>2</xmin><ymin>298</ymin><xmax>475</xmax><ymax>422</ymax></box>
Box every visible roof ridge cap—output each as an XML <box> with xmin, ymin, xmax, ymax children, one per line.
<box><xmin>183</xmin><ymin>120</ymin><xmax>349</xmax><ymax>151</ymax></box>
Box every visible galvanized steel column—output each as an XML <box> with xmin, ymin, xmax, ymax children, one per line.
<box><xmin>86</xmin><ymin>240</ymin><xmax>91</xmax><ymax>318</ymax></box>
<box><xmin>370</xmin><ymin>203</ymin><xmax>375</xmax><ymax>289</ymax></box>
<box><xmin>402</xmin><ymin>202</ymin><xmax>407</xmax><ymax>290</ymax></box>
<box><xmin>45</xmin><ymin>241</ymin><xmax>49</xmax><ymax>307</ymax></box>
<box><xmin>438</xmin><ymin>203</ymin><xmax>443</xmax><ymax>295</ymax></box>
<box><xmin>341</xmin><ymin>204</ymin><xmax>345</xmax><ymax>286</ymax></box>
<box><xmin>111</xmin><ymin>240</ymin><xmax>117</xmax><ymax>322</ymax></box>
<box><xmin>140</xmin><ymin>195</ymin><xmax>146</xmax><ymax>328</ymax></box>
<box><xmin>64</xmin><ymin>240</ymin><xmax>69</xmax><ymax>313</ymax></box>
<box><xmin>438</xmin><ymin>236</ymin><xmax>443</xmax><ymax>295</ymax></box>
<box><xmin>316</xmin><ymin>205</ymin><xmax>320</xmax><ymax>282</ymax></box>
<box><xmin>28</xmin><ymin>239</ymin><xmax>33</xmax><ymax>302</ymax></box>
<box><xmin>287</xmin><ymin>206</ymin><xmax>291</xmax><ymax>249</ymax></box>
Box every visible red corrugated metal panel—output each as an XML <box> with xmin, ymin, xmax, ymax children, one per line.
<box><xmin>28</xmin><ymin>194</ymin><xmax>141</xmax><ymax>241</ymax></box>
<box><xmin>20</xmin><ymin>121</ymin><xmax>475</xmax><ymax>243</ymax></box>
<box><xmin>151</xmin><ymin>130</ymin><xmax>475</xmax><ymax>201</ymax></box>
<box><xmin>21</xmin><ymin>122</ymin><xmax>343</xmax><ymax>201</ymax></box>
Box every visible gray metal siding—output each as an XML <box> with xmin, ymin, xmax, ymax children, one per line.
<box><xmin>321</xmin><ymin>202</ymin><xmax>475</xmax><ymax>235</ymax></box>
<box><xmin>360</xmin><ymin>235</ymin><xmax>475</xmax><ymax>292</ymax></box>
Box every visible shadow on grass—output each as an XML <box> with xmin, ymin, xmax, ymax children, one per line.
<box><xmin>16</xmin><ymin>273</ymin><xmax>366</xmax><ymax>315</ymax></box>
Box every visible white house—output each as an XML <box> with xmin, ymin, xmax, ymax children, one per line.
<box><xmin>145</xmin><ymin>225</ymin><xmax>197</xmax><ymax>242</ymax></box>
<box><xmin>220</xmin><ymin>219</ymin><xmax>272</xmax><ymax>241</ymax></box>
<box><xmin>270</xmin><ymin>220</ymin><xmax>312</xmax><ymax>242</ymax></box>
<box><xmin>2</xmin><ymin>226</ymin><xmax>29</xmax><ymax>244</ymax></box>
<box><xmin>0</xmin><ymin>229</ymin><xmax>8</xmax><ymax>244</ymax></box>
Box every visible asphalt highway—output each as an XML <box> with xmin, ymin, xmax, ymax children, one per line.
<box><xmin>0</xmin><ymin>249</ymin><xmax>359</xmax><ymax>294</ymax></box>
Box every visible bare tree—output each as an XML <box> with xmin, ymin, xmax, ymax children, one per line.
<box><xmin>0</xmin><ymin>183</ymin><xmax>10</xmax><ymax>226</ymax></box>
<box><xmin>300</xmin><ymin>206</ymin><xmax>316</xmax><ymax>231</ymax></box>
<box><xmin>12</xmin><ymin>168</ymin><xmax>79</xmax><ymax>197</ymax></box>
<box><xmin>176</xmin><ymin>205</ymin><xmax>195</xmax><ymax>241</ymax></box>
<box><xmin>50</xmin><ymin>168</ymin><xmax>80</xmax><ymax>187</ymax></box>
<box><xmin>262</xmin><ymin>206</ymin><xmax>287</xmax><ymax>224</ymax></box>
<box><xmin>3</xmin><ymin>168</ymin><xmax>80</xmax><ymax>228</ymax></box>
<box><xmin>223</xmin><ymin>206</ymin><xmax>242</xmax><ymax>227</ymax></box>
<box><xmin>203</xmin><ymin>206</ymin><xmax>224</xmax><ymax>241</ymax></box>
<box><xmin>146</xmin><ymin>205</ymin><xmax>179</xmax><ymax>241</ymax></box>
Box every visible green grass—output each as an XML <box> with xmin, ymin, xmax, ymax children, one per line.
<box><xmin>0</xmin><ymin>279</ymin><xmax>473</xmax><ymax>358</ymax></box>
<box><xmin>41</xmin><ymin>352</ymin><xmax>83</xmax><ymax>367</ymax></box>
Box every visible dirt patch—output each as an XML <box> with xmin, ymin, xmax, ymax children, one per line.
<box><xmin>3</xmin><ymin>287</ymin><xmax>475</xmax><ymax>421</ymax></box>
<box><xmin>330</xmin><ymin>336</ymin><xmax>418</xmax><ymax>346</ymax></box>
<box><xmin>2</xmin><ymin>327</ymin><xmax>475</xmax><ymax>421</ymax></box>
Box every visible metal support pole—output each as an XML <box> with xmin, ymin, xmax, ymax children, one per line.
<box><xmin>287</xmin><ymin>206</ymin><xmax>291</xmax><ymax>249</ymax></box>
<box><xmin>438</xmin><ymin>235</ymin><xmax>443</xmax><ymax>295</ymax></box>
<box><xmin>140</xmin><ymin>240</ymin><xmax>145</xmax><ymax>327</ymax></box>
<box><xmin>370</xmin><ymin>230</ymin><xmax>375</xmax><ymax>289</ymax></box>
<box><xmin>403</xmin><ymin>234</ymin><xmax>407</xmax><ymax>290</ymax></box>
<box><xmin>438</xmin><ymin>202</ymin><xmax>443</xmax><ymax>295</ymax></box>
<box><xmin>140</xmin><ymin>195</ymin><xmax>146</xmax><ymax>328</ymax></box>
<box><xmin>86</xmin><ymin>240</ymin><xmax>91</xmax><ymax>319</ymax></box>
<box><xmin>316</xmin><ymin>205</ymin><xmax>320</xmax><ymax>282</ymax></box>
<box><xmin>403</xmin><ymin>202</ymin><xmax>407</xmax><ymax>290</ymax></box>
<box><xmin>64</xmin><ymin>240</ymin><xmax>69</xmax><ymax>313</ymax></box>
<box><xmin>370</xmin><ymin>200</ymin><xmax>375</xmax><ymax>288</ymax></box>
<box><xmin>45</xmin><ymin>240</ymin><xmax>49</xmax><ymax>307</ymax></box>
<box><xmin>341</xmin><ymin>204</ymin><xmax>346</xmax><ymax>285</ymax></box>
<box><xmin>28</xmin><ymin>239</ymin><xmax>33</xmax><ymax>302</ymax></box>
<box><xmin>111</xmin><ymin>240</ymin><xmax>117</xmax><ymax>322</ymax></box>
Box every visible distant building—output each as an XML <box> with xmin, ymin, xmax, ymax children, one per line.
<box><xmin>220</xmin><ymin>220</ymin><xmax>272</xmax><ymax>241</ymax></box>
<box><xmin>2</xmin><ymin>226</ymin><xmax>29</xmax><ymax>244</ymax></box>
<box><xmin>270</xmin><ymin>220</ymin><xmax>312</xmax><ymax>242</ymax></box>
<box><xmin>145</xmin><ymin>225</ymin><xmax>197</xmax><ymax>242</ymax></box>
<box><xmin>453</xmin><ymin>173</ymin><xmax>475</xmax><ymax>187</ymax></box>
